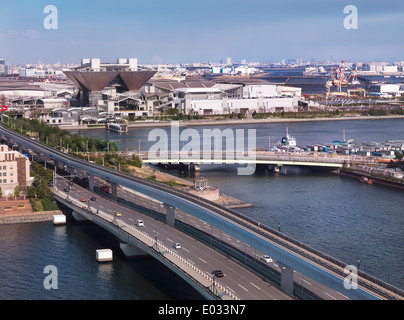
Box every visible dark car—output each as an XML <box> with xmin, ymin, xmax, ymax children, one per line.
<box><xmin>213</xmin><ymin>270</ymin><xmax>224</xmax><ymax>277</ymax></box>
<box><xmin>90</xmin><ymin>197</ymin><xmax>96</xmax><ymax>201</ymax></box>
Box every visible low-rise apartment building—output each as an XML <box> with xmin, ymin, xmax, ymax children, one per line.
<box><xmin>0</xmin><ymin>145</ymin><xmax>31</xmax><ymax>196</ymax></box>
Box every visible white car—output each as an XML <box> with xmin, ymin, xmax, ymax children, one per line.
<box><xmin>261</xmin><ymin>255</ymin><xmax>273</xmax><ymax>263</ymax></box>
<box><xmin>136</xmin><ymin>220</ymin><xmax>144</xmax><ymax>227</ymax></box>
<box><xmin>173</xmin><ymin>242</ymin><xmax>181</xmax><ymax>249</ymax></box>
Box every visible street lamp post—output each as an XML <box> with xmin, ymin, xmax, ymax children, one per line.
<box><xmin>154</xmin><ymin>232</ymin><xmax>159</xmax><ymax>252</ymax></box>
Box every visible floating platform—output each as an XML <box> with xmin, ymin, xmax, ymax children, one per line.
<box><xmin>52</xmin><ymin>214</ymin><xmax>66</xmax><ymax>225</ymax></box>
<box><xmin>105</xmin><ymin>122</ymin><xmax>128</xmax><ymax>133</ymax></box>
<box><xmin>96</xmin><ymin>249</ymin><xmax>113</xmax><ymax>262</ymax></box>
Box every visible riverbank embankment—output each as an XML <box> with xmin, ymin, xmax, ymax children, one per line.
<box><xmin>0</xmin><ymin>198</ymin><xmax>60</xmax><ymax>224</ymax></box>
<box><xmin>0</xmin><ymin>210</ymin><xmax>59</xmax><ymax>224</ymax></box>
<box><xmin>64</xmin><ymin>115</ymin><xmax>404</xmax><ymax>130</ymax></box>
<box><xmin>339</xmin><ymin>169</ymin><xmax>404</xmax><ymax>191</ymax></box>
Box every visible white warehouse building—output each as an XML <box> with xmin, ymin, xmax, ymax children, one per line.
<box><xmin>144</xmin><ymin>78</ymin><xmax>301</xmax><ymax>116</ymax></box>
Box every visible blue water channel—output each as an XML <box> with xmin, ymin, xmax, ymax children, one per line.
<box><xmin>0</xmin><ymin>118</ymin><xmax>402</xmax><ymax>299</ymax></box>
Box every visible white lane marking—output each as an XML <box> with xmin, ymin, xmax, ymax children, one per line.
<box><xmin>324</xmin><ymin>292</ymin><xmax>337</xmax><ymax>300</ymax></box>
<box><xmin>199</xmin><ymin>257</ymin><xmax>207</xmax><ymax>263</ymax></box>
<box><xmin>250</xmin><ymin>282</ymin><xmax>261</xmax><ymax>290</ymax></box>
<box><xmin>167</xmin><ymin>238</ymin><xmax>173</xmax><ymax>242</ymax></box>
<box><xmin>182</xmin><ymin>247</ymin><xmax>189</xmax><ymax>253</ymax></box>
<box><xmin>336</xmin><ymin>291</ymin><xmax>348</xmax><ymax>298</ymax></box>
<box><xmin>303</xmin><ymin>279</ymin><xmax>312</xmax><ymax>286</ymax></box>
<box><xmin>238</xmin><ymin>284</ymin><xmax>248</xmax><ymax>292</ymax></box>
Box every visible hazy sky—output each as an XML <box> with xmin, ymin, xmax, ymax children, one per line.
<box><xmin>0</xmin><ymin>0</ymin><xmax>403</xmax><ymax>65</ymax></box>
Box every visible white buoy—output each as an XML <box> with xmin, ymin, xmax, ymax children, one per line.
<box><xmin>96</xmin><ymin>249</ymin><xmax>113</xmax><ymax>262</ymax></box>
<box><xmin>53</xmin><ymin>214</ymin><xmax>66</xmax><ymax>225</ymax></box>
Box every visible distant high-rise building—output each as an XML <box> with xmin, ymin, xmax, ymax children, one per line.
<box><xmin>0</xmin><ymin>59</ymin><xmax>7</xmax><ymax>75</ymax></box>
<box><xmin>241</xmin><ymin>59</ymin><xmax>247</xmax><ymax>65</ymax></box>
<box><xmin>225</xmin><ymin>57</ymin><xmax>232</xmax><ymax>65</ymax></box>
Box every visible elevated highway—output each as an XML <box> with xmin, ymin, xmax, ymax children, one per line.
<box><xmin>53</xmin><ymin>177</ymin><xmax>292</xmax><ymax>300</ymax></box>
<box><xmin>1</xmin><ymin>124</ymin><xmax>403</xmax><ymax>300</ymax></box>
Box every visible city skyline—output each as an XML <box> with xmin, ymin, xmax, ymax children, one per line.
<box><xmin>0</xmin><ymin>0</ymin><xmax>403</xmax><ymax>65</ymax></box>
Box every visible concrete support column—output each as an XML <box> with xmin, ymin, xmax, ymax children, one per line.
<box><xmin>72</xmin><ymin>211</ymin><xmax>87</xmax><ymax>222</ymax></box>
<box><xmin>163</xmin><ymin>203</ymin><xmax>176</xmax><ymax>227</ymax></box>
<box><xmin>110</xmin><ymin>182</ymin><xmax>118</xmax><ymax>201</ymax></box>
<box><xmin>87</xmin><ymin>173</ymin><xmax>94</xmax><ymax>192</ymax></box>
<box><xmin>69</xmin><ymin>168</ymin><xmax>76</xmax><ymax>180</ymax></box>
<box><xmin>120</xmin><ymin>243</ymin><xmax>147</xmax><ymax>258</ymax></box>
<box><xmin>280</xmin><ymin>263</ymin><xmax>294</xmax><ymax>297</ymax></box>
<box><xmin>189</xmin><ymin>163</ymin><xmax>200</xmax><ymax>172</ymax></box>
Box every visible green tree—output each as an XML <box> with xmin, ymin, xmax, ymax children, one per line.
<box><xmin>14</xmin><ymin>185</ymin><xmax>20</xmax><ymax>197</ymax></box>
<box><xmin>27</xmin><ymin>185</ymin><xmax>37</xmax><ymax>198</ymax></box>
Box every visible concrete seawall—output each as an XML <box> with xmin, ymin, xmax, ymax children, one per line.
<box><xmin>0</xmin><ymin>210</ymin><xmax>60</xmax><ymax>225</ymax></box>
<box><xmin>339</xmin><ymin>169</ymin><xmax>404</xmax><ymax>191</ymax></box>
<box><xmin>62</xmin><ymin>115</ymin><xmax>404</xmax><ymax>130</ymax></box>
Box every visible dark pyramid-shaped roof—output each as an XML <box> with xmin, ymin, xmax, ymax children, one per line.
<box><xmin>64</xmin><ymin>70</ymin><xmax>156</xmax><ymax>92</ymax></box>
<box><xmin>64</xmin><ymin>71</ymin><xmax>118</xmax><ymax>91</ymax></box>
<box><xmin>118</xmin><ymin>71</ymin><xmax>157</xmax><ymax>91</ymax></box>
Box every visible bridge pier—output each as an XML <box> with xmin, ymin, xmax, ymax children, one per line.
<box><xmin>189</xmin><ymin>163</ymin><xmax>200</xmax><ymax>172</ymax></box>
<box><xmin>120</xmin><ymin>243</ymin><xmax>148</xmax><ymax>258</ymax></box>
<box><xmin>110</xmin><ymin>182</ymin><xmax>118</xmax><ymax>201</ymax></box>
<box><xmin>54</xmin><ymin>160</ymin><xmax>59</xmax><ymax>172</ymax></box>
<box><xmin>72</xmin><ymin>211</ymin><xmax>88</xmax><ymax>222</ymax></box>
<box><xmin>163</xmin><ymin>203</ymin><xmax>176</xmax><ymax>227</ymax></box>
<box><xmin>87</xmin><ymin>173</ymin><xmax>95</xmax><ymax>192</ymax></box>
<box><xmin>69</xmin><ymin>168</ymin><xmax>76</xmax><ymax>180</ymax></box>
<box><xmin>279</xmin><ymin>263</ymin><xmax>294</xmax><ymax>297</ymax></box>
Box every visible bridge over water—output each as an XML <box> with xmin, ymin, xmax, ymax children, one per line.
<box><xmin>140</xmin><ymin>150</ymin><xmax>379</xmax><ymax>172</ymax></box>
<box><xmin>1</xmin><ymin>124</ymin><xmax>403</xmax><ymax>300</ymax></box>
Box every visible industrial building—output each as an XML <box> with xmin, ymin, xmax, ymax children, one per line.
<box><xmin>369</xmin><ymin>83</ymin><xmax>404</xmax><ymax>97</ymax></box>
<box><xmin>40</xmin><ymin>107</ymin><xmax>104</xmax><ymax>126</ymax></box>
<box><xmin>0</xmin><ymin>80</ymin><xmax>48</xmax><ymax>98</ymax></box>
<box><xmin>63</xmin><ymin>58</ymin><xmax>156</xmax><ymax>107</ymax></box>
<box><xmin>141</xmin><ymin>77</ymin><xmax>301</xmax><ymax>116</ymax></box>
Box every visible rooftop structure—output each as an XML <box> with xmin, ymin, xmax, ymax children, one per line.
<box><xmin>63</xmin><ymin>58</ymin><xmax>156</xmax><ymax>107</ymax></box>
<box><xmin>0</xmin><ymin>80</ymin><xmax>48</xmax><ymax>98</ymax></box>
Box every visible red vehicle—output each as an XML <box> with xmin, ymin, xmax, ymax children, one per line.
<box><xmin>100</xmin><ymin>185</ymin><xmax>110</xmax><ymax>193</ymax></box>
